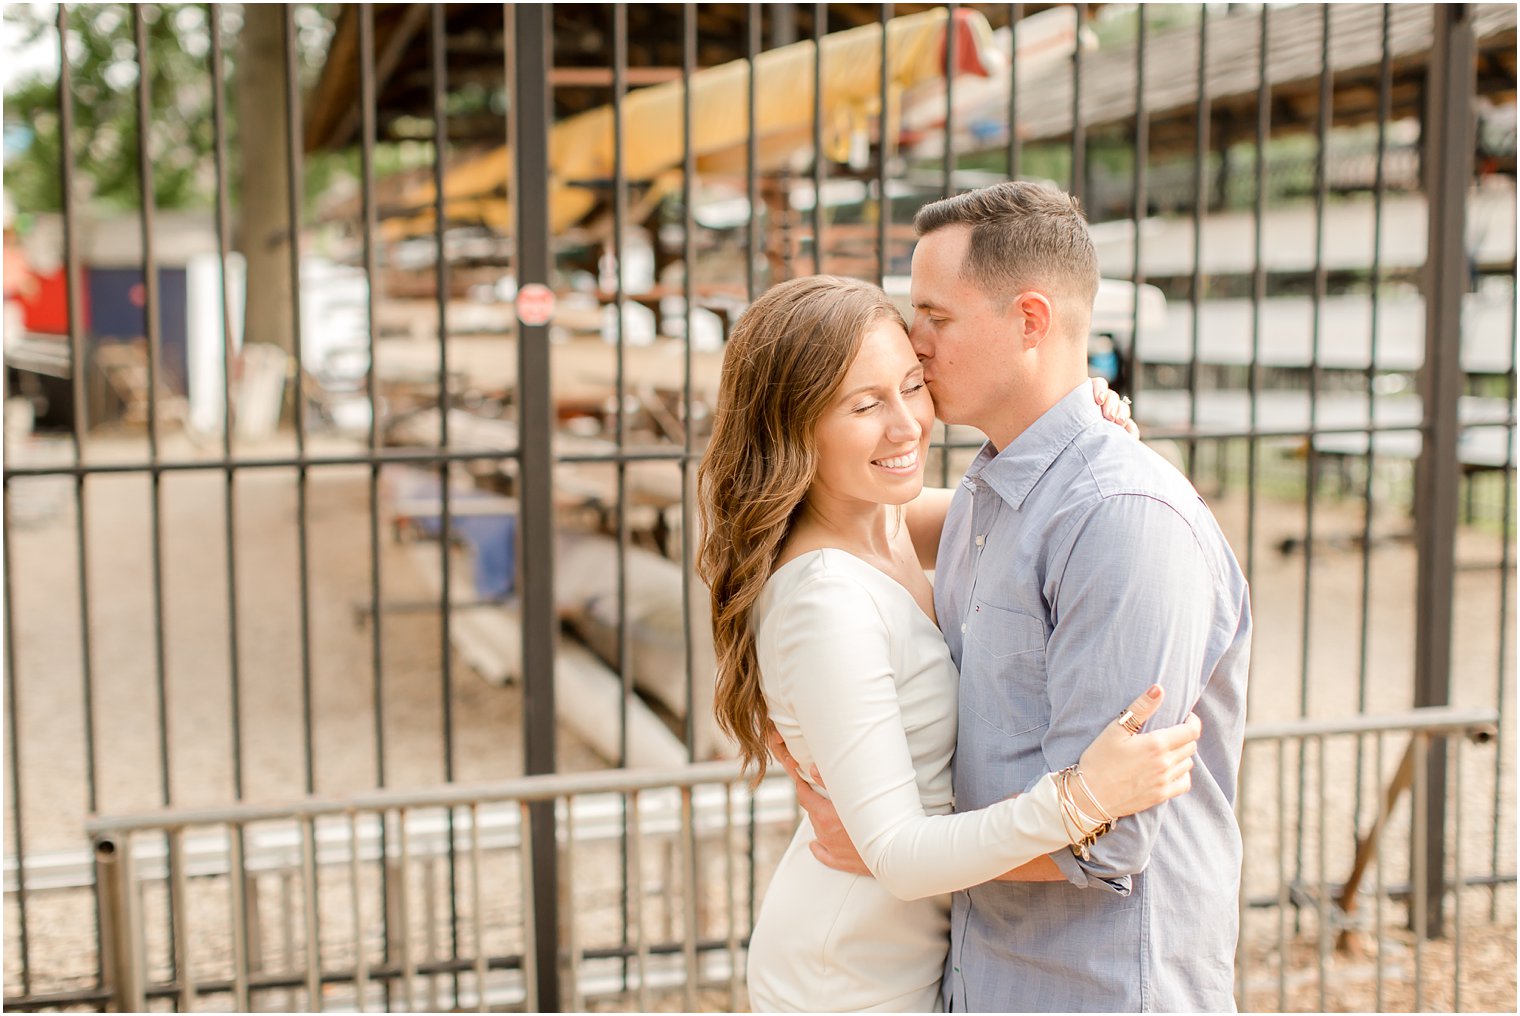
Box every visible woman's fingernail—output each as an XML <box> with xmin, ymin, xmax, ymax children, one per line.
<box><xmin>1147</xmin><ymin>685</ymin><xmax>1161</xmax><ymax>699</ymax></box>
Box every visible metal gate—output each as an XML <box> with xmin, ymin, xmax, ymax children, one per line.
<box><xmin>4</xmin><ymin>4</ymin><xmax>1515</xmax><ymax>1011</ymax></box>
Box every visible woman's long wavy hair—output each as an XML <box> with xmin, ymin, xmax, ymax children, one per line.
<box><xmin>697</xmin><ymin>275</ymin><xmax>906</xmax><ymax>780</ymax></box>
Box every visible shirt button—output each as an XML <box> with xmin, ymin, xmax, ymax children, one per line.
<box><xmin>960</xmin><ymin>623</ymin><xmax>968</xmax><ymax>634</ymax></box>
<box><xmin>975</xmin><ymin>534</ymin><xmax>985</xmax><ymax>547</ymax></box>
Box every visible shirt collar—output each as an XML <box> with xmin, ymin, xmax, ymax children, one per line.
<box><xmin>964</xmin><ymin>382</ymin><xmax>1103</xmax><ymax>509</ymax></box>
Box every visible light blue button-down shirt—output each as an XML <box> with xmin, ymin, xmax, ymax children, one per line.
<box><xmin>936</xmin><ymin>382</ymin><xmax>1251</xmax><ymax>1013</ymax></box>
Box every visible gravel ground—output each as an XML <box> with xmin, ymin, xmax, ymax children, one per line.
<box><xmin>4</xmin><ymin>427</ymin><xmax>1515</xmax><ymax>1011</ymax></box>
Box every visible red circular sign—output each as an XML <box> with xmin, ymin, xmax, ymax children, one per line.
<box><xmin>516</xmin><ymin>283</ymin><xmax>556</xmax><ymax>327</ymax></box>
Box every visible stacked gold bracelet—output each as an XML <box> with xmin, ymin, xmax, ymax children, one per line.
<box><xmin>1054</xmin><ymin>766</ymin><xmax>1115</xmax><ymax>860</ymax></box>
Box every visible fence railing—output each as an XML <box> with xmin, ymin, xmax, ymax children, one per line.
<box><xmin>0</xmin><ymin>707</ymin><xmax>1488</xmax><ymax>1012</ymax></box>
<box><xmin>1235</xmin><ymin>706</ymin><xmax>1500</xmax><ymax>1012</ymax></box>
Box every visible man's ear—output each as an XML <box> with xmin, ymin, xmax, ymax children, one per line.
<box><xmin>1011</xmin><ymin>291</ymin><xmax>1054</xmax><ymax>349</ymax></box>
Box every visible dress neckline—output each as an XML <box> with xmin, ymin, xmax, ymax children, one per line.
<box><xmin>769</xmin><ymin>547</ymin><xmax>941</xmax><ymax>632</ymax></box>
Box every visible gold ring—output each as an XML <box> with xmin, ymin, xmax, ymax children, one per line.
<box><xmin>1116</xmin><ymin>709</ymin><xmax>1144</xmax><ymax>736</ymax></box>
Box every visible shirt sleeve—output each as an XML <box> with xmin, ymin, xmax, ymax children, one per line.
<box><xmin>772</xmin><ymin>567</ymin><xmax>1075</xmax><ymax>901</ymax></box>
<box><xmin>1039</xmin><ymin>494</ymin><xmax>1217</xmax><ymax>891</ymax></box>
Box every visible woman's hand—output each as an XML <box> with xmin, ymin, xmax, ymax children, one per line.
<box><xmin>1075</xmin><ymin>685</ymin><xmax>1200</xmax><ymax>820</ymax></box>
<box><xmin>1089</xmin><ymin>377</ymin><xmax>1139</xmax><ymax>439</ymax></box>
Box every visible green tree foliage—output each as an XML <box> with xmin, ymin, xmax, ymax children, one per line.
<box><xmin>5</xmin><ymin>4</ymin><xmax>230</xmax><ymax>212</ymax></box>
<box><xmin>3</xmin><ymin>3</ymin><xmax>337</xmax><ymax>216</ymax></box>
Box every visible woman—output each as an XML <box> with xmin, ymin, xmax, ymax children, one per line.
<box><xmin>696</xmin><ymin>276</ymin><xmax>1200</xmax><ymax>1013</ymax></box>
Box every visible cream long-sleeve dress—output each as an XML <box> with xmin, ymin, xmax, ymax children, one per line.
<box><xmin>745</xmin><ymin>549</ymin><xmax>1074</xmax><ymax>1013</ymax></box>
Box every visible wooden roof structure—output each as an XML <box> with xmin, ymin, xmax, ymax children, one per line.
<box><xmin>305</xmin><ymin>4</ymin><xmax>1515</xmax><ymax>160</ymax></box>
<box><xmin>1004</xmin><ymin>3</ymin><xmax>1517</xmax><ymax>152</ymax></box>
<box><xmin>303</xmin><ymin>3</ymin><xmax>1066</xmax><ymax>153</ymax></box>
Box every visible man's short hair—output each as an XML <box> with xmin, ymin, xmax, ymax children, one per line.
<box><xmin>913</xmin><ymin>181</ymin><xmax>1100</xmax><ymax>308</ymax></box>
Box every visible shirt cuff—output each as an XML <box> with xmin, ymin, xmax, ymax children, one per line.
<box><xmin>1050</xmin><ymin>844</ymin><xmax>1133</xmax><ymax>895</ymax></box>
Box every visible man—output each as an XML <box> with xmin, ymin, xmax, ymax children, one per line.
<box><xmin>782</xmin><ymin>181</ymin><xmax>1251</xmax><ymax>1012</ymax></box>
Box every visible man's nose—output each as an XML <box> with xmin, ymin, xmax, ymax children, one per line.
<box><xmin>907</xmin><ymin>320</ymin><xmax>930</xmax><ymax>358</ymax></box>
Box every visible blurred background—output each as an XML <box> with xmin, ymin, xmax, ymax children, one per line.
<box><xmin>2</xmin><ymin>3</ymin><xmax>1515</xmax><ymax>1011</ymax></box>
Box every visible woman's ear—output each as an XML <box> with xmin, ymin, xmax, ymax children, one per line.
<box><xmin>1012</xmin><ymin>290</ymin><xmax>1054</xmax><ymax>349</ymax></box>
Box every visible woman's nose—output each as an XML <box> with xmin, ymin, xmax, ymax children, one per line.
<box><xmin>885</xmin><ymin>400</ymin><xmax>921</xmax><ymax>442</ymax></box>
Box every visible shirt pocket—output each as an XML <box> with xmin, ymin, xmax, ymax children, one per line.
<box><xmin>962</xmin><ymin>603</ymin><xmax>1050</xmax><ymax>738</ymax></box>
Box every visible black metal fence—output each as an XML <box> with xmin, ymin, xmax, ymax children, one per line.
<box><xmin>3</xmin><ymin>3</ymin><xmax>1515</xmax><ymax>1011</ymax></box>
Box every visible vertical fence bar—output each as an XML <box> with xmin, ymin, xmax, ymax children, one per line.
<box><xmin>3</xmin><ymin>483</ymin><xmax>29</xmax><ymax>997</ymax></box>
<box><xmin>348</xmin><ymin>813</ymin><xmax>368</xmax><ymax>1012</ymax></box>
<box><xmin>421</xmin><ymin>858</ymin><xmax>440</xmax><ymax>1004</ymax></box>
<box><xmin>396</xmin><ymin>810</ymin><xmax>416</xmax><ymax>1011</ymax></box>
<box><xmin>613</xmin><ymin>0</ymin><xmax>630</xmax><ymax>769</ymax></box>
<box><xmin>1304</xmin><ymin>1</ymin><xmax>1333</xmax><ymax>692</ymax></box>
<box><xmin>56</xmin><ymin>11</ymin><xmax>108</xmax><ymax>983</ymax></box>
<box><xmin>208</xmin><ymin>0</ymin><xmax>243</xmax><ymax>779</ymax></box>
<box><xmin>1245</xmin><ymin>5</ymin><xmax>1269</xmax><ymax>595</ymax></box>
<box><xmin>1413</xmin><ymin>735</ymin><xmax>1428</xmax><ymax>1006</ymax></box>
<box><xmin>518</xmin><ymin>801</ymin><xmax>540</xmax><ymax>1014</ymax></box>
<box><xmin>1293</xmin><ymin>5</ymin><xmax>1333</xmax><ymax>930</ymax></box>
<box><xmin>280</xmin><ymin>865</ymin><xmax>298</xmax><ymax>1007</ymax></box>
<box><xmin>230</xmin><ymin>823</ymin><xmax>251</xmax><ymax>1011</ymax></box>
<box><xmin>748</xmin><ymin>3</ymin><xmax>760</xmax><ymax>305</ymax></box>
<box><xmin>1233</xmin><ymin>738</ymin><xmax>1247</xmax><ymax>1012</ymax></box>
<box><xmin>725</xmin><ymin>784</ymin><xmax>741</xmax><ymax>1012</ymax></box>
<box><xmin>610</xmin><ymin>2</ymin><xmax>633</xmax><ymax>990</ymax></box>
<box><xmin>1494</xmin><ymin>256</ymin><xmax>1518</xmax><ymax>921</ymax></box>
<box><xmin>281</xmin><ymin>3</ymin><xmax>318</xmax><ymax>804</ymax></box>
<box><xmin>681</xmin><ymin>787</ymin><xmax>700</xmax><ymax>1011</ymax></box>
<box><xmin>426</xmin><ymin>9</ymin><xmax>463</xmax><ymax>991</ymax></box>
<box><xmin>1069</xmin><ymin>3</ymin><xmax>1084</xmax><ymax>204</ymax></box>
<box><xmin>942</xmin><ymin>2</ymin><xmax>957</xmax><ymax>207</ymax></box>
<box><xmin>1374</xmin><ymin>731</ymin><xmax>1386</xmax><ymax>1010</ymax></box>
<box><xmin>209</xmin><ymin>12</ymin><xmax>259</xmax><ymax>1003</ymax></box>
<box><xmin>1413</xmin><ymin>3</ymin><xmax>1475</xmax><ymax>937</ymax></box>
<box><xmin>209</xmin><ymin>1</ymin><xmax>243</xmax><ymax>788</ymax></box>
<box><xmin>1005</xmin><ymin>3</ymin><xmax>1021</xmax><ymax>181</ymax></box>
<box><xmin>301</xmin><ymin>816</ymin><xmax>322</xmax><ymax>1010</ymax></box>
<box><xmin>132</xmin><ymin>3</ymin><xmax>171</xmax><ymax>810</ymax></box>
<box><xmin>1276</xmin><ymin>739</ymin><xmax>1287</xmax><ymax>1011</ymax></box>
<box><xmin>681</xmin><ymin>3</ymin><xmax>699</xmax><ymax>769</ymax></box>
<box><xmin>97</xmin><ymin>836</ymin><xmax>144</xmax><ymax>1013</ymax></box>
<box><xmin>512</xmin><ymin>7</ymin><xmax>560</xmax><ymax>1007</ymax></box>
<box><xmin>1125</xmin><ymin>8</ymin><xmax>1146</xmax><ymax>410</ymax></box>
<box><xmin>131</xmin><ymin>9</ymin><xmax>184</xmax><ymax>993</ymax></box>
<box><xmin>56</xmin><ymin>18</ymin><xmax>103</xmax><ymax>919</ymax></box>
<box><xmin>680</xmin><ymin>27</ymin><xmax>702</xmax><ymax>985</ymax></box>
<box><xmin>877</xmin><ymin>3</ymin><xmax>890</xmax><ymax>288</ymax></box>
<box><xmin>812</xmin><ymin>2</ymin><xmax>826</xmax><ymax>273</ymax></box>
<box><xmin>1184</xmin><ymin>5</ymin><xmax>1208</xmax><ymax>481</ymax></box>
<box><xmin>627</xmin><ymin>791</ymin><xmax>650</xmax><ymax>1010</ymax></box>
<box><xmin>356</xmin><ymin>8</ymin><xmax>394</xmax><ymax>1005</ymax></box>
<box><xmin>1355</xmin><ymin>2</ymin><xmax>1393</xmax><ymax>845</ymax></box>
<box><xmin>1315</xmin><ymin>736</ymin><xmax>1327</xmax><ymax>1012</ymax></box>
<box><xmin>1490</xmin><ymin>40</ymin><xmax>1520</xmax><ymax>917</ymax></box>
<box><xmin>564</xmin><ymin>801</ymin><xmax>584</xmax><ymax>1011</ymax></box>
<box><xmin>280</xmin><ymin>15</ymin><xmax>322</xmax><ymax>995</ymax></box>
<box><xmin>169</xmin><ymin>828</ymin><xmax>195</xmax><ymax>1010</ymax></box>
<box><xmin>467</xmin><ymin>805</ymin><xmax>486</xmax><ymax>1011</ymax></box>
<box><xmin>939</xmin><ymin>3</ymin><xmax>958</xmax><ymax>490</ymax></box>
<box><xmin>1453</xmin><ymin>741</ymin><xmax>1464</xmax><ymax>1011</ymax></box>
<box><xmin>746</xmin><ymin>3</ymin><xmax>763</xmax><ymax>928</ymax></box>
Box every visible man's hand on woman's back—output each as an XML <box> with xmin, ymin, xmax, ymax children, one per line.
<box><xmin>765</xmin><ymin>724</ymin><xmax>871</xmax><ymax>876</ymax></box>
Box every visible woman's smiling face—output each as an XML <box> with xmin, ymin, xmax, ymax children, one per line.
<box><xmin>808</xmin><ymin>318</ymin><xmax>936</xmax><ymax>511</ymax></box>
